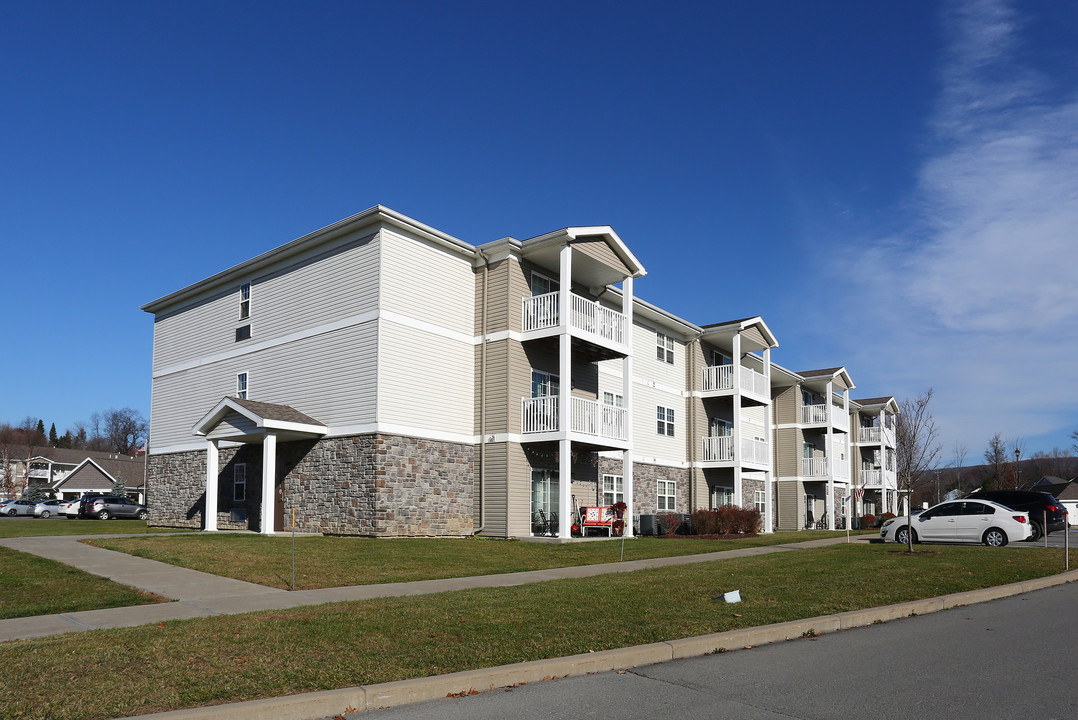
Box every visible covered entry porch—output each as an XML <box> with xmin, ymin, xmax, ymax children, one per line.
<box><xmin>193</xmin><ymin>397</ymin><xmax>327</xmax><ymax>534</ymax></box>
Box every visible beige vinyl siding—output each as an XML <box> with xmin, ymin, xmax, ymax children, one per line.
<box><xmin>475</xmin><ymin>339</ymin><xmax>530</xmax><ymax>436</ymax></box>
<box><xmin>507</xmin><ymin>442</ymin><xmax>531</xmax><ymax>537</ymax></box>
<box><xmin>150</xmin><ymin>321</ymin><xmax>378</xmax><ymax>451</ymax></box>
<box><xmin>380</xmin><ymin>228</ymin><xmax>474</xmax><ymax>336</ymax></box>
<box><xmin>572</xmin><ymin>236</ymin><xmax>631</xmax><ymax>277</ymax></box>
<box><xmin>632</xmin><ymin>319</ymin><xmax>685</xmax><ymax>390</ymax></box>
<box><xmin>772</xmin><ymin>386</ymin><xmax>797</xmax><ymax>424</ymax></box>
<box><xmin>776</xmin><ymin>480</ymin><xmax>801</xmax><ymax>530</ymax></box>
<box><xmin>478</xmin><ymin>442</ymin><xmax>508</xmax><ymax>536</ymax></box>
<box><xmin>774</xmin><ymin>427</ymin><xmax>800</xmax><ymax>477</ymax></box>
<box><xmin>741</xmin><ymin>326</ymin><xmax>766</xmax><ymax>348</ymax></box>
<box><xmin>377</xmin><ymin>319</ymin><xmax>473</xmax><ymax>437</ymax></box>
<box><xmin>152</xmin><ymin>231</ymin><xmax>380</xmax><ymax>371</ymax></box>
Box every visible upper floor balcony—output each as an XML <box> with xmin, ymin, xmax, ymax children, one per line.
<box><xmin>522</xmin><ymin>292</ymin><xmax>628</xmax><ymax>352</ymax></box>
<box><xmin>800</xmin><ymin>404</ymin><xmax>850</xmax><ymax>432</ymax></box>
<box><xmin>521</xmin><ymin>396</ymin><xmax>628</xmax><ymax>445</ymax></box>
<box><xmin>802</xmin><ymin>456</ymin><xmax>828</xmax><ymax>477</ymax></box>
<box><xmin>857</xmin><ymin>424</ymin><xmax>896</xmax><ymax>447</ymax></box>
<box><xmin>700</xmin><ymin>365</ymin><xmax>770</xmax><ymax>404</ymax></box>
<box><xmin>701</xmin><ymin>435</ymin><xmax>770</xmax><ymax>467</ymax></box>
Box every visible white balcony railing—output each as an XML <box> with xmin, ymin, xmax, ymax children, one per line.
<box><xmin>740</xmin><ymin>367</ymin><xmax>769</xmax><ymax>398</ymax></box>
<box><xmin>834</xmin><ymin>460</ymin><xmax>849</xmax><ymax>479</ymax></box>
<box><xmin>833</xmin><ymin>406</ymin><xmax>849</xmax><ymax>432</ymax></box>
<box><xmin>803</xmin><ymin>457</ymin><xmax>828</xmax><ymax>477</ymax></box>
<box><xmin>522</xmin><ymin>292</ymin><xmax>627</xmax><ymax>346</ymax></box>
<box><xmin>860</xmin><ymin>469</ymin><xmax>882</xmax><ymax>485</ymax></box>
<box><xmin>801</xmin><ymin>404</ymin><xmax>828</xmax><ymax>424</ymax></box>
<box><xmin>859</xmin><ymin>426</ymin><xmax>881</xmax><ymax>443</ymax></box>
<box><xmin>701</xmin><ymin>365</ymin><xmax>734</xmax><ymax>392</ymax></box>
<box><xmin>702</xmin><ymin>436</ymin><xmax>733</xmax><ymax>462</ymax></box>
<box><xmin>521</xmin><ymin>396</ymin><xmax>627</xmax><ymax>442</ymax></box>
<box><xmin>741</xmin><ymin>436</ymin><xmax>770</xmax><ymax>465</ymax></box>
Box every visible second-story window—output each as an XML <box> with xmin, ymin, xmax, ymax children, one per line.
<box><xmin>656</xmin><ymin>332</ymin><xmax>674</xmax><ymax>364</ymax></box>
<box><xmin>657</xmin><ymin>406</ymin><xmax>675</xmax><ymax>436</ymax></box>
<box><xmin>603</xmin><ymin>391</ymin><xmax>624</xmax><ymax>407</ymax></box>
<box><xmin>530</xmin><ymin>272</ymin><xmax>559</xmax><ymax>296</ymax></box>
<box><xmin>239</xmin><ymin>283</ymin><xmax>251</xmax><ymax>319</ymax></box>
<box><xmin>236</xmin><ymin>372</ymin><xmax>248</xmax><ymax>400</ymax></box>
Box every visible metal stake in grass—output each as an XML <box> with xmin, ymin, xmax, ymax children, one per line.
<box><xmin>291</xmin><ymin>507</ymin><xmax>296</xmax><ymax>591</ymax></box>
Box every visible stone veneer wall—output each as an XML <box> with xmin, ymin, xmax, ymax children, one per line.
<box><xmin>599</xmin><ymin>458</ymin><xmax>691</xmax><ymax>515</ymax></box>
<box><xmin>147</xmin><ymin>433</ymin><xmax>475</xmax><ymax>537</ymax></box>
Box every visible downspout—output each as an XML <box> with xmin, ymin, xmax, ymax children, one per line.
<box><xmin>689</xmin><ymin>334</ymin><xmax>699</xmax><ymax>513</ymax></box>
<box><xmin>475</xmin><ymin>248</ymin><xmax>490</xmax><ymax>536</ymax></box>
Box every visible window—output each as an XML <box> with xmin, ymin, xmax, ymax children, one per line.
<box><xmin>239</xmin><ymin>283</ymin><xmax>251</xmax><ymax>319</ymax></box>
<box><xmin>711</xmin><ymin>485</ymin><xmax>733</xmax><ymax>509</ymax></box>
<box><xmin>236</xmin><ymin>372</ymin><xmax>248</xmax><ymax>400</ymax></box>
<box><xmin>531</xmin><ymin>370</ymin><xmax>559</xmax><ymax>398</ymax></box>
<box><xmin>233</xmin><ymin>463</ymin><xmax>246</xmax><ymax>502</ymax></box>
<box><xmin>656</xmin><ymin>406</ymin><xmax>675</xmax><ymax>436</ymax></box>
<box><xmin>712</xmin><ymin>350</ymin><xmax>731</xmax><ymax>366</ymax></box>
<box><xmin>711</xmin><ymin>417</ymin><xmax>732</xmax><ymax>437</ymax></box>
<box><xmin>754</xmin><ymin>490</ymin><xmax>766</xmax><ymax>514</ymax></box>
<box><xmin>602</xmin><ymin>474</ymin><xmax>624</xmax><ymax>506</ymax></box>
<box><xmin>235</xmin><ymin>324</ymin><xmax>251</xmax><ymax>342</ymax></box>
<box><xmin>530</xmin><ymin>272</ymin><xmax>559</xmax><ymax>296</ymax></box>
<box><xmin>531</xmin><ymin>469</ymin><xmax>559</xmax><ymax>520</ymax></box>
<box><xmin>657</xmin><ymin>480</ymin><xmax>676</xmax><ymax>511</ymax></box>
<box><xmin>656</xmin><ymin>332</ymin><xmax>674</xmax><ymax>363</ymax></box>
<box><xmin>603</xmin><ymin>391</ymin><xmax>624</xmax><ymax>407</ymax></box>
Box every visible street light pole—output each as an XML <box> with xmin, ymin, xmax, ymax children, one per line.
<box><xmin>1015</xmin><ymin>448</ymin><xmax>1021</xmax><ymax>488</ymax></box>
<box><xmin>935</xmin><ymin>470</ymin><xmax>941</xmax><ymax>504</ymax></box>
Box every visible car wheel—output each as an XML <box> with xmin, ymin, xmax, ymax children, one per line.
<box><xmin>1025</xmin><ymin>522</ymin><xmax>1043</xmax><ymax>542</ymax></box>
<box><xmin>984</xmin><ymin>528</ymin><xmax>1008</xmax><ymax>547</ymax></box>
<box><xmin>40</xmin><ymin>510</ymin><xmax>50</xmax><ymax>518</ymax></box>
<box><xmin>136</xmin><ymin>510</ymin><xmax>148</xmax><ymax>521</ymax></box>
<box><xmin>896</xmin><ymin>526</ymin><xmax>916</xmax><ymax>545</ymax></box>
<box><xmin>98</xmin><ymin>510</ymin><xmax>110</xmax><ymax>521</ymax></box>
<box><xmin>67</xmin><ymin>515</ymin><xmax>77</xmax><ymax>520</ymax></box>
<box><xmin>6</xmin><ymin>510</ymin><xmax>15</xmax><ymax>516</ymax></box>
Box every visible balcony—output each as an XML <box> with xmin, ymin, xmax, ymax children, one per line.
<box><xmin>800</xmin><ymin>404</ymin><xmax>850</xmax><ymax>431</ymax></box>
<box><xmin>860</xmin><ymin>469</ymin><xmax>882</xmax><ymax>486</ymax></box>
<box><xmin>701</xmin><ymin>436</ymin><xmax>770</xmax><ymax>465</ymax></box>
<box><xmin>859</xmin><ymin>426</ymin><xmax>881</xmax><ymax>443</ymax></box>
<box><xmin>521</xmin><ymin>396</ymin><xmax>628</xmax><ymax>443</ymax></box>
<box><xmin>522</xmin><ymin>292</ymin><xmax>627</xmax><ymax>348</ymax></box>
<box><xmin>802</xmin><ymin>457</ymin><xmax>828</xmax><ymax>477</ymax></box>
<box><xmin>700</xmin><ymin>365</ymin><xmax>769</xmax><ymax>402</ymax></box>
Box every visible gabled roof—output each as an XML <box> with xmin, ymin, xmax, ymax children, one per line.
<box><xmin>193</xmin><ymin>397</ymin><xmax>327</xmax><ymax>441</ymax></box>
<box><xmin>797</xmin><ymin>367</ymin><xmax>855</xmax><ymax>392</ymax></box>
<box><xmin>853</xmin><ymin>396</ymin><xmax>899</xmax><ymax>414</ymax></box>
<box><xmin>699</xmin><ymin>316</ymin><xmax>779</xmax><ymax>351</ymax></box>
<box><xmin>51</xmin><ymin>458</ymin><xmax>135</xmax><ymax>492</ymax></box>
<box><xmin>519</xmin><ymin>226</ymin><xmax>647</xmax><ymax>280</ymax></box>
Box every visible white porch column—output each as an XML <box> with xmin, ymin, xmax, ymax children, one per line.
<box><xmin>825</xmin><ymin>379</ymin><xmax>835</xmax><ymax>530</ymax></box>
<box><xmin>762</xmin><ymin>347</ymin><xmax>773</xmax><ymax>533</ymax></box>
<box><xmin>621</xmin><ymin>276</ymin><xmax>634</xmax><ymax>537</ymax></box>
<box><xmin>731</xmin><ymin>332</ymin><xmax>743</xmax><ymax>507</ymax></box>
<box><xmin>558</xmin><ymin>243</ymin><xmax>573</xmax><ymax>539</ymax></box>
<box><xmin>205</xmin><ymin>439</ymin><xmax>219</xmax><ymax>532</ymax></box>
<box><xmin>261</xmin><ymin>431</ymin><xmax>277</xmax><ymax>535</ymax></box>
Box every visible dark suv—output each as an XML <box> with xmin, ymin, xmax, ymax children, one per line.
<box><xmin>81</xmin><ymin>496</ymin><xmax>148</xmax><ymax>521</ymax></box>
<box><xmin>966</xmin><ymin>490</ymin><xmax>1067</xmax><ymax>541</ymax></box>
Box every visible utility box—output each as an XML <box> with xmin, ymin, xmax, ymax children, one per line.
<box><xmin>638</xmin><ymin>514</ymin><xmax>657</xmax><ymax>536</ymax></box>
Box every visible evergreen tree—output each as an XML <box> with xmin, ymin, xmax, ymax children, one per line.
<box><xmin>48</xmin><ymin>423</ymin><xmax>58</xmax><ymax>446</ymax></box>
<box><xmin>36</xmin><ymin>419</ymin><xmax>45</xmax><ymax>437</ymax></box>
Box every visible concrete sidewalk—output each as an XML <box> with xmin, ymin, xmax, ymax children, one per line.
<box><xmin>0</xmin><ymin>533</ymin><xmax>860</xmax><ymax>642</ymax></box>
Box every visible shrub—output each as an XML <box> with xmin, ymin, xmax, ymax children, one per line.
<box><xmin>690</xmin><ymin>509</ymin><xmax>721</xmax><ymax>535</ymax></box>
<box><xmin>860</xmin><ymin>513</ymin><xmax>877</xmax><ymax>529</ymax></box>
<box><xmin>656</xmin><ymin>512</ymin><xmax>683</xmax><ymax>535</ymax></box>
<box><xmin>691</xmin><ymin>505</ymin><xmax>760</xmax><ymax>535</ymax></box>
<box><xmin>877</xmin><ymin>512</ymin><xmax>896</xmax><ymax>527</ymax></box>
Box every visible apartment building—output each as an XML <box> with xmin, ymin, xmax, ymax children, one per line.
<box><xmin>141</xmin><ymin>206</ymin><xmax>896</xmax><ymax>538</ymax></box>
<box><xmin>850</xmin><ymin>396</ymin><xmax>900</xmax><ymax>518</ymax></box>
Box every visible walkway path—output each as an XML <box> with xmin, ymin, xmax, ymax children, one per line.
<box><xmin>0</xmin><ymin>533</ymin><xmax>860</xmax><ymax>643</ymax></box>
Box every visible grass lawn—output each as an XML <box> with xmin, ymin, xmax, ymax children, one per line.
<box><xmin>0</xmin><ymin>546</ymin><xmax>168</xmax><ymax>620</ymax></box>
<box><xmin>0</xmin><ymin>517</ymin><xmax>195</xmax><ymax>538</ymax></box>
<box><xmin>86</xmin><ymin>530</ymin><xmax>872</xmax><ymax>589</ymax></box>
<box><xmin>2</xmin><ymin>543</ymin><xmax>1071</xmax><ymax>720</ymax></box>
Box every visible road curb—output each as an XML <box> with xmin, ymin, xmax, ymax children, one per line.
<box><xmin>119</xmin><ymin>567</ymin><xmax>1078</xmax><ymax>720</ymax></box>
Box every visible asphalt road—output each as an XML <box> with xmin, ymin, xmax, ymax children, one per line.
<box><xmin>353</xmin><ymin>580</ymin><xmax>1078</xmax><ymax>720</ymax></box>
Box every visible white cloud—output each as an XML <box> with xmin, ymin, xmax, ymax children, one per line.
<box><xmin>836</xmin><ymin>0</ymin><xmax>1078</xmax><ymax>452</ymax></box>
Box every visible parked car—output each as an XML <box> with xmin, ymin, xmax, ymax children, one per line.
<box><xmin>5</xmin><ymin>499</ymin><xmax>39</xmax><ymax>516</ymax></box>
<box><xmin>880</xmin><ymin>499</ymin><xmax>1031</xmax><ymax>547</ymax></box>
<box><xmin>32</xmin><ymin>499</ymin><xmax>64</xmax><ymax>518</ymax></box>
<box><xmin>76</xmin><ymin>493</ymin><xmax>110</xmax><ymax>518</ymax></box>
<box><xmin>965</xmin><ymin>490</ymin><xmax>1068</xmax><ymax>542</ymax></box>
<box><xmin>82</xmin><ymin>496</ymin><xmax>148</xmax><ymax>521</ymax></box>
<box><xmin>59</xmin><ymin>499</ymin><xmax>81</xmax><ymax>518</ymax></box>
<box><xmin>0</xmin><ymin>499</ymin><xmax>17</xmax><ymax>514</ymax></box>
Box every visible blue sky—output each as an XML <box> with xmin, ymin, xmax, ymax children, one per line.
<box><xmin>2</xmin><ymin>0</ymin><xmax>1076</xmax><ymax>461</ymax></box>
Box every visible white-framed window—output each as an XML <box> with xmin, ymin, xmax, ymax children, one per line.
<box><xmin>656</xmin><ymin>406</ymin><xmax>675</xmax><ymax>436</ymax></box>
<box><xmin>531</xmin><ymin>370</ymin><xmax>559</xmax><ymax>398</ymax></box>
<box><xmin>234</xmin><ymin>463</ymin><xmax>246</xmax><ymax>502</ymax></box>
<box><xmin>603</xmin><ymin>391</ymin><xmax>624</xmax><ymax>407</ymax></box>
<box><xmin>656</xmin><ymin>332</ymin><xmax>674</xmax><ymax>364</ymax></box>
<box><xmin>712</xmin><ymin>350</ymin><xmax>731</xmax><ymax>366</ymax></box>
<box><xmin>711</xmin><ymin>485</ymin><xmax>733</xmax><ymax>508</ymax></box>
<box><xmin>602</xmin><ymin>474</ymin><xmax>624</xmax><ymax>506</ymax></box>
<box><xmin>239</xmin><ymin>283</ymin><xmax>251</xmax><ymax>320</ymax></box>
<box><xmin>754</xmin><ymin>489</ymin><xmax>766</xmax><ymax>513</ymax></box>
<box><xmin>530</xmin><ymin>271</ymin><xmax>559</xmax><ymax>296</ymax></box>
<box><xmin>531</xmin><ymin>469</ymin><xmax>559</xmax><ymax>526</ymax></box>
<box><xmin>236</xmin><ymin>372</ymin><xmax>248</xmax><ymax>400</ymax></box>
<box><xmin>711</xmin><ymin>417</ymin><xmax>732</xmax><ymax>437</ymax></box>
<box><xmin>657</xmin><ymin>479</ymin><xmax>676</xmax><ymax>511</ymax></box>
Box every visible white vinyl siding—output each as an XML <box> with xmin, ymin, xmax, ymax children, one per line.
<box><xmin>632</xmin><ymin>320</ymin><xmax>684</xmax><ymax>390</ymax></box>
<box><xmin>379</xmin><ymin>228</ymin><xmax>475</xmax><ymax>337</ymax></box>
<box><xmin>151</xmin><ymin>230</ymin><xmax>381</xmax><ymax>371</ymax></box>
<box><xmin>149</xmin><ymin>321</ymin><xmax>378</xmax><ymax>451</ymax></box>
<box><xmin>631</xmin><ymin>382</ymin><xmax>684</xmax><ymax>462</ymax></box>
<box><xmin>377</xmin><ymin>319</ymin><xmax>474</xmax><ymax>437</ymax></box>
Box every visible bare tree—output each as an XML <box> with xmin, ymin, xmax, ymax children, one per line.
<box><xmin>983</xmin><ymin>433</ymin><xmax>1008</xmax><ymax>490</ymax></box>
<box><xmin>951</xmin><ymin>440</ymin><xmax>968</xmax><ymax>495</ymax></box>
<box><xmin>101</xmin><ymin>408</ymin><xmax>148</xmax><ymax>456</ymax></box>
<box><xmin>895</xmin><ymin>389</ymin><xmax>943</xmax><ymax>551</ymax></box>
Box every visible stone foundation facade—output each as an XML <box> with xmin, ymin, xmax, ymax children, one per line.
<box><xmin>147</xmin><ymin>433</ymin><xmax>475</xmax><ymax>537</ymax></box>
<box><xmin>598</xmin><ymin>458</ymin><xmax>691</xmax><ymax>515</ymax></box>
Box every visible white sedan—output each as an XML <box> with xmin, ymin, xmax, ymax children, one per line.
<box><xmin>880</xmin><ymin>499</ymin><xmax>1032</xmax><ymax>547</ymax></box>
